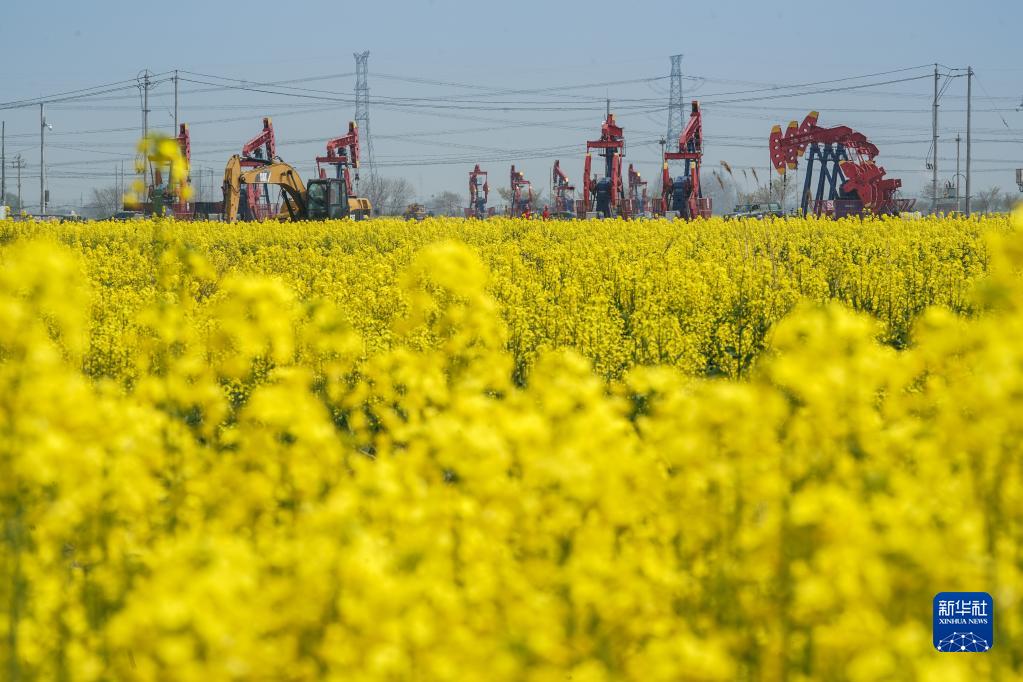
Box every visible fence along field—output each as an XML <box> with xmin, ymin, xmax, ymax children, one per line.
<box><xmin>1</xmin><ymin>211</ymin><xmax>1022</xmax><ymax>680</ymax></box>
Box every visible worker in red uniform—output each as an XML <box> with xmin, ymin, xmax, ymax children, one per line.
<box><xmin>542</xmin><ymin>205</ymin><xmax>550</xmax><ymax>220</ymax></box>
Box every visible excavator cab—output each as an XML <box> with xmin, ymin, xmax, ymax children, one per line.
<box><xmin>305</xmin><ymin>178</ymin><xmax>348</xmax><ymax>219</ymax></box>
<box><xmin>306</xmin><ymin>178</ymin><xmax>371</xmax><ymax>220</ymax></box>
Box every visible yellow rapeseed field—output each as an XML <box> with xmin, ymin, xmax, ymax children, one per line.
<box><xmin>1</xmin><ymin>211</ymin><xmax>1022</xmax><ymax>680</ymax></box>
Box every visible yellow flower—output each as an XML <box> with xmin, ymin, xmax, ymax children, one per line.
<box><xmin>1</xmin><ymin>213</ymin><xmax>1020</xmax><ymax>680</ymax></box>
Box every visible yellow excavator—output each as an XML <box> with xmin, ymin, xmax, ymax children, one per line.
<box><xmin>222</xmin><ymin>120</ymin><xmax>371</xmax><ymax>222</ymax></box>
<box><xmin>222</xmin><ymin>157</ymin><xmax>371</xmax><ymax>222</ymax></box>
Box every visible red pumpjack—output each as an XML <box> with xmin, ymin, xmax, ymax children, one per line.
<box><xmin>313</xmin><ymin>121</ymin><xmax>370</xmax><ymax>219</ymax></box>
<box><xmin>466</xmin><ymin>164</ymin><xmax>493</xmax><ymax>218</ymax></box>
<box><xmin>769</xmin><ymin>111</ymin><xmax>912</xmax><ymax>216</ymax></box>
<box><xmin>510</xmin><ymin>165</ymin><xmax>534</xmax><ymax>217</ymax></box>
<box><xmin>150</xmin><ymin>123</ymin><xmax>192</xmax><ymax>218</ymax></box>
<box><xmin>627</xmin><ymin>164</ymin><xmax>648</xmax><ymax>216</ymax></box>
<box><xmin>238</xmin><ymin>117</ymin><xmax>279</xmax><ymax>220</ymax></box>
<box><xmin>583</xmin><ymin>113</ymin><xmax>626</xmax><ymax>218</ymax></box>
<box><xmin>551</xmin><ymin>160</ymin><xmax>576</xmax><ymax>217</ymax></box>
<box><xmin>661</xmin><ymin>101</ymin><xmax>711</xmax><ymax>219</ymax></box>
<box><xmin>316</xmin><ymin>121</ymin><xmax>359</xmax><ymax>189</ymax></box>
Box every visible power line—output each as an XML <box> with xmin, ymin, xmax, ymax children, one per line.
<box><xmin>973</xmin><ymin>72</ymin><xmax>1021</xmax><ymax>148</ymax></box>
<box><xmin>370</xmin><ymin>72</ymin><xmax>670</xmax><ymax>97</ymax></box>
<box><xmin>698</xmin><ymin>74</ymin><xmax>937</xmax><ymax>106</ymax></box>
<box><xmin>684</xmin><ymin>63</ymin><xmax>936</xmax><ymax>99</ymax></box>
<box><xmin>0</xmin><ymin>76</ymin><xmax>165</xmax><ymax>109</ymax></box>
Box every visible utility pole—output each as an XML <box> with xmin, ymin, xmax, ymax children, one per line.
<box><xmin>606</xmin><ymin>97</ymin><xmax>610</xmax><ymax>118</ymax></box>
<box><xmin>931</xmin><ymin>64</ymin><xmax>939</xmax><ymax>214</ymax></box>
<box><xmin>955</xmin><ymin>134</ymin><xmax>961</xmax><ymax>213</ymax></box>
<box><xmin>142</xmin><ymin>71</ymin><xmax>150</xmax><ymax>139</ymax></box>
<box><xmin>138</xmin><ymin>70</ymin><xmax>152</xmax><ymax>189</ymax></box>
<box><xmin>14</xmin><ymin>155</ymin><xmax>24</xmax><ymax>212</ymax></box>
<box><xmin>965</xmin><ymin>66</ymin><xmax>973</xmax><ymax>216</ymax></box>
<box><xmin>174</xmin><ymin>69</ymin><xmax>179</xmax><ymax>133</ymax></box>
<box><xmin>782</xmin><ymin>170</ymin><xmax>787</xmax><ymax>212</ymax></box>
<box><xmin>40</xmin><ymin>103</ymin><xmax>46</xmax><ymax>215</ymax></box>
<box><xmin>1</xmin><ymin>120</ymin><xmax>5</xmax><ymax>205</ymax></box>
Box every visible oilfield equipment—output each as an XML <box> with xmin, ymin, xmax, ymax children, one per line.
<box><xmin>314</xmin><ymin>121</ymin><xmax>372</xmax><ymax>219</ymax></box>
<box><xmin>315</xmin><ymin>121</ymin><xmax>359</xmax><ymax>181</ymax></box>
<box><xmin>551</xmin><ymin>160</ymin><xmax>576</xmax><ymax>217</ymax></box>
<box><xmin>770</xmin><ymin>111</ymin><xmax>913</xmax><ymax>217</ymax></box>
<box><xmin>509</xmin><ymin>165</ymin><xmax>534</xmax><ymax>217</ymax></box>
<box><xmin>28</xmin><ymin>56</ymin><xmax>991</xmax><ymax>223</ymax></box>
<box><xmin>107</xmin><ymin>86</ymin><xmax>951</xmax><ymax>223</ymax></box>
<box><xmin>661</xmin><ymin>101</ymin><xmax>711</xmax><ymax>219</ymax></box>
<box><xmin>466</xmin><ymin>164</ymin><xmax>494</xmax><ymax>218</ymax></box>
<box><xmin>222</xmin><ymin>120</ymin><xmax>371</xmax><ymax>222</ymax></box>
<box><xmin>220</xmin><ymin>116</ymin><xmax>280</xmax><ymax>220</ymax></box>
<box><xmin>627</xmin><ymin>164</ymin><xmax>648</xmax><ymax>217</ymax></box>
<box><xmin>147</xmin><ymin>123</ymin><xmax>192</xmax><ymax>218</ymax></box>
<box><xmin>582</xmin><ymin>113</ymin><xmax>626</xmax><ymax>218</ymax></box>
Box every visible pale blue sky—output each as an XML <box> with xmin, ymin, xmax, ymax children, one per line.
<box><xmin>1</xmin><ymin>0</ymin><xmax>1021</xmax><ymax>210</ymax></box>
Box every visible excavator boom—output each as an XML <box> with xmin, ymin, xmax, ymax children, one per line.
<box><xmin>223</xmin><ymin>157</ymin><xmax>308</xmax><ymax>223</ymax></box>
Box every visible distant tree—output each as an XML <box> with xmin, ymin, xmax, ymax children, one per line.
<box><xmin>88</xmin><ymin>186</ymin><xmax>121</xmax><ymax>218</ymax></box>
<box><xmin>974</xmin><ymin>186</ymin><xmax>1004</xmax><ymax>214</ymax></box>
<box><xmin>530</xmin><ymin>189</ymin><xmax>546</xmax><ymax>212</ymax></box>
<box><xmin>915</xmin><ymin>181</ymin><xmax>963</xmax><ymax>214</ymax></box>
<box><xmin>498</xmin><ymin>185</ymin><xmax>546</xmax><ymax>213</ymax></box>
<box><xmin>361</xmin><ymin>176</ymin><xmax>415</xmax><ymax>216</ymax></box>
<box><xmin>738</xmin><ymin>175</ymin><xmax>797</xmax><ymax>207</ymax></box>
<box><xmin>2</xmin><ymin>192</ymin><xmax>21</xmax><ymax>212</ymax></box>
<box><xmin>431</xmin><ymin>190</ymin><xmax>463</xmax><ymax>216</ymax></box>
<box><xmin>700</xmin><ymin>168</ymin><xmax>794</xmax><ymax>213</ymax></box>
<box><xmin>700</xmin><ymin>171</ymin><xmax>739</xmax><ymax>214</ymax></box>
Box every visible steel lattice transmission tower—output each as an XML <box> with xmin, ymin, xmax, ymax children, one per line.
<box><xmin>353</xmin><ymin>51</ymin><xmax>375</xmax><ymax>181</ymax></box>
<box><xmin>666</xmin><ymin>54</ymin><xmax>684</xmax><ymax>144</ymax></box>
